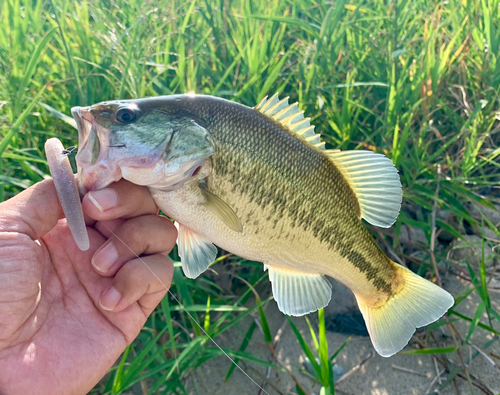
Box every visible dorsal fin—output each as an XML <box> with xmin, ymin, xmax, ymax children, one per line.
<box><xmin>327</xmin><ymin>150</ymin><xmax>402</xmax><ymax>228</ymax></box>
<box><xmin>255</xmin><ymin>93</ymin><xmax>325</xmax><ymax>150</ymax></box>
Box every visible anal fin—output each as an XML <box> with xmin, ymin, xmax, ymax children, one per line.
<box><xmin>266</xmin><ymin>265</ymin><xmax>332</xmax><ymax>316</ymax></box>
<box><xmin>175</xmin><ymin>222</ymin><xmax>218</xmax><ymax>279</ymax></box>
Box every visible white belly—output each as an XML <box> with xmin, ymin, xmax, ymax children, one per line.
<box><xmin>150</xmin><ymin>184</ymin><xmax>281</xmax><ymax>265</ymax></box>
<box><xmin>149</xmin><ymin>182</ymin><xmax>362</xmax><ymax>291</ymax></box>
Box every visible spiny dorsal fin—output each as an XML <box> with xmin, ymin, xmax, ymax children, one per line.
<box><xmin>327</xmin><ymin>150</ymin><xmax>402</xmax><ymax>228</ymax></box>
<box><xmin>255</xmin><ymin>93</ymin><xmax>325</xmax><ymax>150</ymax></box>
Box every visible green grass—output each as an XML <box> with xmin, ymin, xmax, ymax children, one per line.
<box><xmin>1</xmin><ymin>0</ymin><xmax>500</xmax><ymax>394</ymax></box>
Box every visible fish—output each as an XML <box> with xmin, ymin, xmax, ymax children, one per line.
<box><xmin>71</xmin><ymin>93</ymin><xmax>454</xmax><ymax>357</ymax></box>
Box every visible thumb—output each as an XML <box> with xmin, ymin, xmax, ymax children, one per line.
<box><xmin>0</xmin><ymin>179</ymin><xmax>64</xmax><ymax>240</ymax></box>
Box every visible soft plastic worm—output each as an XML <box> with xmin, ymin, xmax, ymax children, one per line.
<box><xmin>45</xmin><ymin>138</ymin><xmax>90</xmax><ymax>251</ymax></box>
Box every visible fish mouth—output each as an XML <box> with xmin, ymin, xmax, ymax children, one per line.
<box><xmin>71</xmin><ymin>105</ymin><xmax>184</xmax><ymax>194</ymax></box>
<box><xmin>71</xmin><ymin>106</ymin><xmax>122</xmax><ymax>194</ymax></box>
<box><xmin>72</xmin><ymin>103</ymin><xmax>215</xmax><ymax>195</ymax></box>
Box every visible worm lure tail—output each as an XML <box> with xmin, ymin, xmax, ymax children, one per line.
<box><xmin>45</xmin><ymin>138</ymin><xmax>89</xmax><ymax>251</ymax></box>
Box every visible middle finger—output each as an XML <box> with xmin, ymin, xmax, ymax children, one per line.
<box><xmin>91</xmin><ymin>214</ymin><xmax>177</xmax><ymax>276</ymax></box>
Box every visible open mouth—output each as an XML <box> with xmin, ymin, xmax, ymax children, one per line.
<box><xmin>71</xmin><ymin>106</ymin><xmax>123</xmax><ymax>194</ymax></box>
<box><xmin>71</xmin><ymin>104</ymin><xmax>216</xmax><ymax>195</ymax></box>
<box><xmin>71</xmin><ymin>107</ymin><xmax>93</xmax><ymax>152</ymax></box>
<box><xmin>71</xmin><ymin>105</ymin><xmax>170</xmax><ymax>194</ymax></box>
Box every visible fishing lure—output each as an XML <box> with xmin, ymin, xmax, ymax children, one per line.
<box><xmin>44</xmin><ymin>138</ymin><xmax>89</xmax><ymax>251</ymax></box>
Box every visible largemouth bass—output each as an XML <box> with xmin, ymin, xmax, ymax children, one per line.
<box><xmin>72</xmin><ymin>93</ymin><xmax>454</xmax><ymax>357</ymax></box>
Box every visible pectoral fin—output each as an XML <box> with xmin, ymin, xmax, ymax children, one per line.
<box><xmin>175</xmin><ymin>222</ymin><xmax>218</xmax><ymax>279</ymax></box>
<box><xmin>200</xmin><ymin>185</ymin><xmax>242</xmax><ymax>232</ymax></box>
<box><xmin>266</xmin><ymin>264</ymin><xmax>332</xmax><ymax>316</ymax></box>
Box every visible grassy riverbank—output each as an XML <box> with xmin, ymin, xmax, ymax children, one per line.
<box><xmin>1</xmin><ymin>0</ymin><xmax>499</xmax><ymax>393</ymax></box>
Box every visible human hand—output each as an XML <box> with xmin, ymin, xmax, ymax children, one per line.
<box><xmin>0</xmin><ymin>179</ymin><xmax>176</xmax><ymax>395</ymax></box>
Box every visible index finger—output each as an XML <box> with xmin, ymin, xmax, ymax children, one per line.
<box><xmin>82</xmin><ymin>179</ymin><xmax>159</xmax><ymax>221</ymax></box>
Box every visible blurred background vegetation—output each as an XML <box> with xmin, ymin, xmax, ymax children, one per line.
<box><xmin>1</xmin><ymin>0</ymin><xmax>499</xmax><ymax>394</ymax></box>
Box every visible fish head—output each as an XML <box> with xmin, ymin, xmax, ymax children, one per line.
<box><xmin>72</xmin><ymin>97</ymin><xmax>215</xmax><ymax>194</ymax></box>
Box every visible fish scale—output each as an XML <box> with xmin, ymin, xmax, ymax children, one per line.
<box><xmin>72</xmin><ymin>93</ymin><xmax>454</xmax><ymax>357</ymax></box>
<box><xmin>204</xmin><ymin>100</ymin><xmax>393</xmax><ymax>291</ymax></box>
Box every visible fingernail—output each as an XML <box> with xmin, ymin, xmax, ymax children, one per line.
<box><xmin>100</xmin><ymin>287</ymin><xmax>121</xmax><ymax>311</ymax></box>
<box><xmin>92</xmin><ymin>242</ymin><xmax>118</xmax><ymax>273</ymax></box>
<box><xmin>88</xmin><ymin>189</ymin><xmax>117</xmax><ymax>212</ymax></box>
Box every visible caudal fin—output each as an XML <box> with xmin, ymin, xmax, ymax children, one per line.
<box><xmin>355</xmin><ymin>264</ymin><xmax>454</xmax><ymax>357</ymax></box>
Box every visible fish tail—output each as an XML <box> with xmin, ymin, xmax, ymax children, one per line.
<box><xmin>355</xmin><ymin>263</ymin><xmax>454</xmax><ymax>357</ymax></box>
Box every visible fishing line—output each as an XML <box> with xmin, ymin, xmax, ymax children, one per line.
<box><xmin>101</xmin><ymin>222</ymin><xmax>271</xmax><ymax>395</ymax></box>
<box><xmin>45</xmin><ymin>138</ymin><xmax>270</xmax><ymax>393</ymax></box>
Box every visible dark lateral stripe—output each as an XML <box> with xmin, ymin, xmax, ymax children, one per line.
<box><xmin>346</xmin><ymin>251</ymin><xmax>392</xmax><ymax>294</ymax></box>
<box><xmin>214</xmin><ymin>152</ymin><xmax>393</xmax><ymax>294</ymax></box>
<box><xmin>207</xmin><ymin>105</ymin><xmax>393</xmax><ymax>295</ymax></box>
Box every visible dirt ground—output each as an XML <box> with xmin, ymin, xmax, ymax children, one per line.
<box><xmin>187</xmin><ymin>274</ymin><xmax>500</xmax><ymax>395</ymax></box>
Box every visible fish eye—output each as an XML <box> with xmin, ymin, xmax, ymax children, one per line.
<box><xmin>115</xmin><ymin>107</ymin><xmax>138</xmax><ymax>124</ymax></box>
